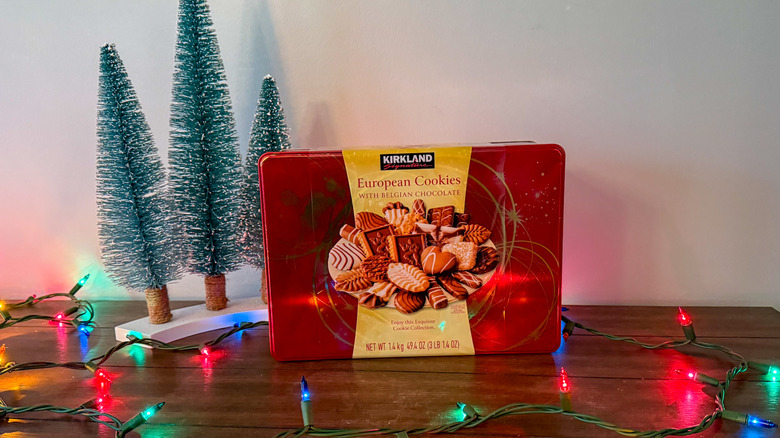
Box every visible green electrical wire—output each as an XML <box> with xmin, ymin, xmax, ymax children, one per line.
<box><xmin>0</xmin><ymin>320</ymin><xmax>268</xmax><ymax>376</ymax></box>
<box><xmin>0</xmin><ymin>294</ymin><xmax>95</xmax><ymax>330</ymax></box>
<box><xmin>1</xmin><ymin>298</ymin><xmax>773</xmax><ymax>438</ymax></box>
<box><xmin>0</xmin><ymin>402</ymin><xmax>123</xmax><ymax>431</ymax></box>
<box><xmin>274</xmin><ymin>317</ymin><xmax>774</xmax><ymax>438</ymax></box>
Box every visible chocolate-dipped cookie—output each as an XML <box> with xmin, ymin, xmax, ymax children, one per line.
<box><xmin>471</xmin><ymin>246</ymin><xmax>499</xmax><ymax>274</ymax></box>
<box><xmin>394</xmin><ymin>290</ymin><xmax>426</xmax><ymax>314</ymax></box>
<box><xmin>428</xmin><ymin>205</ymin><xmax>455</xmax><ymax>226</ymax></box>
<box><xmin>426</xmin><ymin>283</ymin><xmax>449</xmax><ymax>310</ymax></box>
<box><xmin>451</xmin><ymin>271</ymin><xmax>482</xmax><ymax>288</ymax></box>
<box><xmin>355</xmin><ymin>211</ymin><xmax>388</xmax><ymax>230</ymax></box>
<box><xmin>459</xmin><ymin>224</ymin><xmax>491</xmax><ymax>245</ymax></box>
<box><xmin>437</xmin><ymin>274</ymin><xmax>468</xmax><ymax>300</ymax></box>
<box><xmin>421</xmin><ymin>246</ymin><xmax>457</xmax><ymax>275</ymax></box>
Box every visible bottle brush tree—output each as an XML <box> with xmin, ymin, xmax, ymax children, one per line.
<box><xmin>168</xmin><ymin>0</ymin><xmax>243</xmax><ymax>310</ymax></box>
<box><xmin>96</xmin><ymin>44</ymin><xmax>181</xmax><ymax>324</ymax></box>
<box><xmin>238</xmin><ymin>75</ymin><xmax>291</xmax><ymax>302</ymax></box>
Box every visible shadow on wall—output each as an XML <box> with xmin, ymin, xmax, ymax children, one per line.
<box><xmin>562</xmin><ymin>164</ymin><xmax>704</xmax><ymax>305</ymax></box>
<box><xmin>301</xmin><ymin>102</ymin><xmax>338</xmax><ymax>150</ymax></box>
<box><xmin>235</xmin><ymin>0</ymin><xmax>288</xmax><ymax>151</ymax></box>
<box><xmin>563</xmin><ymin>169</ymin><xmax>630</xmax><ymax>304</ymax></box>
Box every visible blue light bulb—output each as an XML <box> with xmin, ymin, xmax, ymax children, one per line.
<box><xmin>78</xmin><ymin>325</ymin><xmax>93</xmax><ymax>335</ymax></box>
<box><xmin>301</xmin><ymin>376</ymin><xmax>310</xmax><ymax>401</ymax></box>
<box><xmin>746</xmin><ymin>415</ymin><xmax>778</xmax><ymax>428</ymax></box>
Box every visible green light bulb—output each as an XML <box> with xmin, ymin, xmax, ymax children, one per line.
<box><xmin>141</xmin><ymin>402</ymin><xmax>164</xmax><ymax>420</ymax></box>
<box><xmin>69</xmin><ymin>274</ymin><xmax>90</xmax><ymax>295</ymax></box>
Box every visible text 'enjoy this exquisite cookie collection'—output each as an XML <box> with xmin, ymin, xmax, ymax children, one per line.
<box><xmin>328</xmin><ymin>200</ymin><xmax>499</xmax><ymax>314</ymax></box>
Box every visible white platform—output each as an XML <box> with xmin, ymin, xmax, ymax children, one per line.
<box><xmin>114</xmin><ymin>297</ymin><xmax>268</xmax><ymax>346</ymax></box>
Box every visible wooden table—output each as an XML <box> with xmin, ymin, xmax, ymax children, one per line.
<box><xmin>1</xmin><ymin>302</ymin><xmax>778</xmax><ymax>437</ymax></box>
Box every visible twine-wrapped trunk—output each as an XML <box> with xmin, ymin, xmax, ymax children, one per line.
<box><xmin>205</xmin><ymin>274</ymin><xmax>228</xmax><ymax>310</ymax></box>
<box><xmin>145</xmin><ymin>285</ymin><xmax>172</xmax><ymax>324</ymax></box>
<box><xmin>260</xmin><ymin>269</ymin><xmax>268</xmax><ymax>304</ymax></box>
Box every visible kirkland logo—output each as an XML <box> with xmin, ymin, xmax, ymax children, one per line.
<box><xmin>380</xmin><ymin>153</ymin><xmax>435</xmax><ymax>170</ymax></box>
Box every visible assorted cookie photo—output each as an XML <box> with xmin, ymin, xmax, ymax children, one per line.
<box><xmin>328</xmin><ymin>199</ymin><xmax>499</xmax><ymax>314</ymax></box>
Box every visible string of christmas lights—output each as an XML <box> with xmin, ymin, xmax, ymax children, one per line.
<box><xmin>0</xmin><ymin>274</ymin><xmax>95</xmax><ymax>332</ymax></box>
<box><xmin>0</xmin><ymin>391</ymin><xmax>162</xmax><ymax>437</ymax></box>
<box><xmin>0</xmin><ymin>321</ymin><xmax>267</xmax><ymax>377</ymax></box>
<box><xmin>0</xmin><ymin>280</ymin><xmax>265</xmax><ymax>436</ymax></box>
<box><xmin>1</xmin><ymin>279</ymin><xmax>776</xmax><ymax>437</ymax></box>
<box><xmin>273</xmin><ymin>308</ymin><xmax>777</xmax><ymax>437</ymax></box>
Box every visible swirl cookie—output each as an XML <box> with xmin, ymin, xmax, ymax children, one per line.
<box><xmin>328</xmin><ymin>241</ymin><xmax>365</xmax><ymax>271</ymax></box>
<box><xmin>387</xmin><ymin>263</ymin><xmax>429</xmax><ymax>293</ymax></box>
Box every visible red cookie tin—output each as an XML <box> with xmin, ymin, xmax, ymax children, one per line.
<box><xmin>259</xmin><ymin>143</ymin><xmax>565</xmax><ymax>361</ymax></box>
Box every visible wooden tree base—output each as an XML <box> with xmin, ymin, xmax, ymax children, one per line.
<box><xmin>114</xmin><ymin>297</ymin><xmax>267</xmax><ymax>347</ymax></box>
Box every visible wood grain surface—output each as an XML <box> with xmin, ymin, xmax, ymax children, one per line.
<box><xmin>0</xmin><ymin>301</ymin><xmax>778</xmax><ymax>437</ymax></box>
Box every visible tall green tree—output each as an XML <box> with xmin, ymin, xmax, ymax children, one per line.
<box><xmin>96</xmin><ymin>44</ymin><xmax>180</xmax><ymax>324</ymax></box>
<box><xmin>168</xmin><ymin>0</ymin><xmax>242</xmax><ymax>310</ymax></box>
<box><xmin>238</xmin><ymin>75</ymin><xmax>291</xmax><ymax>273</ymax></box>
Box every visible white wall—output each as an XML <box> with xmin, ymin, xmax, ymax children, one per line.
<box><xmin>1</xmin><ymin>1</ymin><xmax>778</xmax><ymax>309</ymax></box>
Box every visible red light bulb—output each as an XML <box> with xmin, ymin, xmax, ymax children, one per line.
<box><xmin>675</xmin><ymin>369</ymin><xmax>695</xmax><ymax>380</ymax></box>
<box><xmin>559</xmin><ymin>367</ymin><xmax>571</xmax><ymax>393</ymax></box>
<box><xmin>674</xmin><ymin>368</ymin><xmax>720</xmax><ymax>386</ymax></box>
<box><xmin>200</xmin><ymin>346</ymin><xmax>211</xmax><ymax>357</ymax></box>
<box><xmin>94</xmin><ymin>368</ymin><xmax>112</xmax><ymax>382</ymax></box>
<box><xmin>677</xmin><ymin>307</ymin><xmax>692</xmax><ymax>326</ymax></box>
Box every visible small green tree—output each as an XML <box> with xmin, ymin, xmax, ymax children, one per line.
<box><xmin>168</xmin><ymin>0</ymin><xmax>242</xmax><ymax>310</ymax></box>
<box><xmin>238</xmin><ymin>75</ymin><xmax>291</xmax><ymax>273</ymax></box>
<box><xmin>96</xmin><ymin>44</ymin><xmax>181</xmax><ymax>324</ymax></box>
